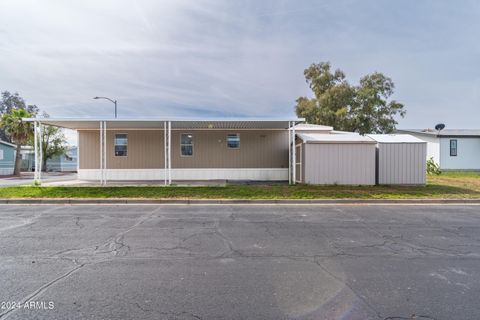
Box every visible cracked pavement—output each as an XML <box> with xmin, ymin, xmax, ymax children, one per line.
<box><xmin>0</xmin><ymin>204</ymin><xmax>479</xmax><ymax>319</ymax></box>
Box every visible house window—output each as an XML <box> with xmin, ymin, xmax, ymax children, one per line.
<box><xmin>181</xmin><ymin>133</ymin><xmax>193</xmax><ymax>156</ymax></box>
<box><xmin>227</xmin><ymin>133</ymin><xmax>240</xmax><ymax>149</ymax></box>
<box><xmin>114</xmin><ymin>133</ymin><xmax>128</xmax><ymax>156</ymax></box>
<box><xmin>0</xmin><ymin>149</ymin><xmax>3</xmax><ymax>160</ymax></box>
<box><xmin>450</xmin><ymin>139</ymin><xmax>457</xmax><ymax>157</ymax></box>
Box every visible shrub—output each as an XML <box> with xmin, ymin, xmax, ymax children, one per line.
<box><xmin>426</xmin><ymin>157</ymin><xmax>441</xmax><ymax>175</ymax></box>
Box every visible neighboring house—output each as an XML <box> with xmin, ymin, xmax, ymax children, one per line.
<box><xmin>397</xmin><ymin>129</ymin><xmax>480</xmax><ymax>170</ymax></box>
<box><xmin>23</xmin><ymin>117</ymin><xmax>426</xmax><ymax>185</ymax></box>
<box><xmin>19</xmin><ymin>146</ymin><xmax>77</xmax><ymax>172</ymax></box>
<box><xmin>46</xmin><ymin>147</ymin><xmax>77</xmax><ymax>172</ymax></box>
<box><xmin>20</xmin><ymin>146</ymin><xmax>35</xmax><ymax>171</ymax></box>
<box><xmin>0</xmin><ymin>140</ymin><xmax>16</xmax><ymax>176</ymax></box>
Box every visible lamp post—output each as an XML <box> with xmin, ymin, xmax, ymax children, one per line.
<box><xmin>93</xmin><ymin>96</ymin><xmax>117</xmax><ymax>118</ymax></box>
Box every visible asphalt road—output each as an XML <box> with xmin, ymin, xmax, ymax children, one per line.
<box><xmin>0</xmin><ymin>204</ymin><xmax>479</xmax><ymax>320</ymax></box>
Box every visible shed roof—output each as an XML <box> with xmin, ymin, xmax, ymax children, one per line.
<box><xmin>0</xmin><ymin>140</ymin><xmax>16</xmax><ymax>148</ymax></box>
<box><xmin>297</xmin><ymin>133</ymin><xmax>376</xmax><ymax>144</ymax></box>
<box><xmin>367</xmin><ymin>134</ymin><xmax>426</xmax><ymax>144</ymax></box>
<box><xmin>293</xmin><ymin>123</ymin><xmax>334</xmax><ymax>131</ymax></box>
<box><xmin>22</xmin><ymin>118</ymin><xmax>304</xmax><ymax>130</ymax></box>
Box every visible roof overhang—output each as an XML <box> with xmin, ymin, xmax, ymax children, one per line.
<box><xmin>23</xmin><ymin>118</ymin><xmax>304</xmax><ymax>130</ymax></box>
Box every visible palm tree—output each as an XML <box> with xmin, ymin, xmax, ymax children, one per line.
<box><xmin>1</xmin><ymin>108</ymin><xmax>33</xmax><ymax>176</ymax></box>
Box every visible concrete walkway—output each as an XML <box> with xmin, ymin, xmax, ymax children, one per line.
<box><xmin>0</xmin><ymin>172</ymin><xmax>77</xmax><ymax>187</ymax></box>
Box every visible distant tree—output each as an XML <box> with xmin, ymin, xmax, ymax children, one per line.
<box><xmin>0</xmin><ymin>108</ymin><xmax>33</xmax><ymax>176</ymax></box>
<box><xmin>295</xmin><ymin>62</ymin><xmax>405</xmax><ymax>134</ymax></box>
<box><xmin>36</xmin><ymin>112</ymin><xmax>68</xmax><ymax>172</ymax></box>
<box><xmin>0</xmin><ymin>91</ymin><xmax>39</xmax><ymax>142</ymax></box>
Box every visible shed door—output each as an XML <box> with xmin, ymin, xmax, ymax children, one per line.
<box><xmin>295</xmin><ymin>144</ymin><xmax>302</xmax><ymax>183</ymax></box>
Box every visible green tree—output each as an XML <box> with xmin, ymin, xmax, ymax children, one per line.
<box><xmin>0</xmin><ymin>108</ymin><xmax>33</xmax><ymax>176</ymax></box>
<box><xmin>37</xmin><ymin>112</ymin><xmax>68</xmax><ymax>172</ymax></box>
<box><xmin>295</xmin><ymin>62</ymin><xmax>405</xmax><ymax>134</ymax></box>
<box><xmin>0</xmin><ymin>91</ymin><xmax>39</xmax><ymax>142</ymax></box>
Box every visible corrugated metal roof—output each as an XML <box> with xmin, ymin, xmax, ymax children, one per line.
<box><xmin>367</xmin><ymin>134</ymin><xmax>426</xmax><ymax>143</ymax></box>
<box><xmin>293</xmin><ymin>123</ymin><xmax>334</xmax><ymax>131</ymax></box>
<box><xmin>397</xmin><ymin>129</ymin><xmax>480</xmax><ymax>137</ymax></box>
<box><xmin>297</xmin><ymin>133</ymin><xmax>375</xmax><ymax>144</ymax></box>
<box><xmin>22</xmin><ymin>118</ymin><xmax>304</xmax><ymax>130</ymax></box>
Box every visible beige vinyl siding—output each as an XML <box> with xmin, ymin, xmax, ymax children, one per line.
<box><xmin>79</xmin><ymin>130</ymin><xmax>165</xmax><ymax>169</ymax></box>
<box><xmin>377</xmin><ymin>143</ymin><xmax>426</xmax><ymax>185</ymax></box>
<box><xmin>171</xmin><ymin>130</ymin><xmax>288</xmax><ymax>168</ymax></box>
<box><xmin>304</xmin><ymin>143</ymin><xmax>376</xmax><ymax>185</ymax></box>
<box><xmin>79</xmin><ymin>129</ymin><xmax>288</xmax><ymax>169</ymax></box>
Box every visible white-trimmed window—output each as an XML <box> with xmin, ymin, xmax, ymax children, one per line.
<box><xmin>0</xmin><ymin>149</ymin><xmax>3</xmax><ymax>160</ymax></box>
<box><xmin>114</xmin><ymin>133</ymin><xmax>128</xmax><ymax>156</ymax></box>
<box><xmin>227</xmin><ymin>133</ymin><xmax>240</xmax><ymax>149</ymax></box>
<box><xmin>181</xmin><ymin>133</ymin><xmax>193</xmax><ymax>157</ymax></box>
<box><xmin>450</xmin><ymin>139</ymin><xmax>457</xmax><ymax>157</ymax></box>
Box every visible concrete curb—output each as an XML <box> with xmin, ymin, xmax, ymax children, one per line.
<box><xmin>0</xmin><ymin>198</ymin><xmax>480</xmax><ymax>205</ymax></box>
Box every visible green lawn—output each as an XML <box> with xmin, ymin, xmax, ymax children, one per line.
<box><xmin>0</xmin><ymin>172</ymin><xmax>479</xmax><ymax>199</ymax></box>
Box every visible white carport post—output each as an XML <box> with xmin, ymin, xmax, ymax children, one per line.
<box><xmin>38</xmin><ymin>122</ymin><xmax>43</xmax><ymax>182</ymax></box>
<box><xmin>164</xmin><ymin>121</ymin><xmax>167</xmax><ymax>186</ymax></box>
<box><xmin>103</xmin><ymin>121</ymin><xmax>107</xmax><ymax>185</ymax></box>
<box><xmin>288</xmin><ymin>121</ymin><xmax>291</xmax><ymax>185</ymax></box>
<box><xmin>99</xmin><ymin>121</ymin><xmax>103</xmax><ymax>185</ymax></box>
<box><xmin>34</xmin><ymin>121</ymin><xmax>38</xmax><ymax>183</ymax></box>
<box><xmin>168</xmin><ymin>121</ymin><xmax>171</xmax><ymax>185</ymax></box>
<box><xmin>291</xmin><ymin>123</ymin><xmax>296</xmax><ymax>185</ymax></box>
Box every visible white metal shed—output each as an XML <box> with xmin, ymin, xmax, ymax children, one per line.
<box><xmin>367</xmin><ymin>134</ymin><xmax>427</xmax><ymax>185</ymax></box>
<box><xmin>296</xmin><ymin>134</ymin><xmax>376</xmax><ymax>185</ymax></box>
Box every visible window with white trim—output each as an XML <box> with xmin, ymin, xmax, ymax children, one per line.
<box><xmin>181</xmin><ymin>133</ymin><xmax>193</xmax><ymax>156</ymax></box>
<box><xmin>114</xmin><ymin>133</ymin><xmax>128</xmax><ymax>156</ymax></box>
<box><xmin>450</xmin><ymin>139</ymin><xmax>457</xmax><ymax>157</ymax></box>
<box><xmin>226</xmin><ymin>133</ymin><xmax>240</xmax><ymax>149</ymax></box>
<box><xmin>0</xmin><ymin>149</ymin><xmax>3</xmax><ymax>160</ymax></box>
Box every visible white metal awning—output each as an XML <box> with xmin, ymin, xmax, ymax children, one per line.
<box><xmin>23</xmin><ymin>118</ymin><xmax>304</xmax><ymax>130</ymax></box>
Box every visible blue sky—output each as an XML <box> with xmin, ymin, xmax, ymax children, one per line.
<box><xmin>0</xmin><ymin>0</ymin><xmax>479</xmax><ymax>130</ymax></box>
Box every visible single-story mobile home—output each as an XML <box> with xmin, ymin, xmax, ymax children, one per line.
<box><xmin>396</xmin><ymin>129</ymin><xmax>480</xmax><ymax>170</ymax></box>
<box><xmin>25</xmin><ymin>118</ymin><xmax>306</xmax><ymax>184</ymax></box>
<box><xmin>0</xmin><ymin>140</ymin><xmax>16</xmax><ymax>176</ymax></box>
<box><xmin>46</xmin><ymin>147</ymin><xmax>77</xmax><ymax>172</ymax></box>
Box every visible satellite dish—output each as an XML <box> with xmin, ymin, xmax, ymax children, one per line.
<box><xmin>435</xmin><ymin>123</ymin><xmax>445</xmax><ymax>131</ymax></box>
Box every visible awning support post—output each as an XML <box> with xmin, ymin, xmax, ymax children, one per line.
<box><xmin>103</xmin><ymin>121</ymin><xmax>107</xmax><ymax>185</ymax></box>
<box><xmin>292</xmin><ymin>123</ymin><xmax>296</xmax><ymax>185</ymax></box>
<box><xmin>168</xmin><ymin>121</ymin><xmax>171</xmax><ymax>185</ymax></box>
<box><xmin>99</xmin><ymin>121</ymin><xmax>103</xmax><ymax>185</ymax></box>
<box><xmin>38</xmin><ymin>122</ymin><xmax>43</xmax><ymax>183</ymax></box>
<box><xmin>164</xmin><ymin>121</ymin><xmax>167</xmax><ymax>186</ymax></box>
<box><xmin>288</xmin><ymin>121</ymin><xmax>291</xmax><ymax>185</ymax></box>
<box><xmin>34</xmin><ymin>121</ymin><xmax>38</xmax><ymax>184</ymax></box>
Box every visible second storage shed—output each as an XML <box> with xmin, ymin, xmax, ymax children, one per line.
<box><xmin>296</xmin><ymin>134</ymin><xmax>376</xmax><ymax>185</ymax></box>
<box><xmin>367</xmin><ymin>134</ymin><xmax>427</xmax><ymax>185</ymax></box>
